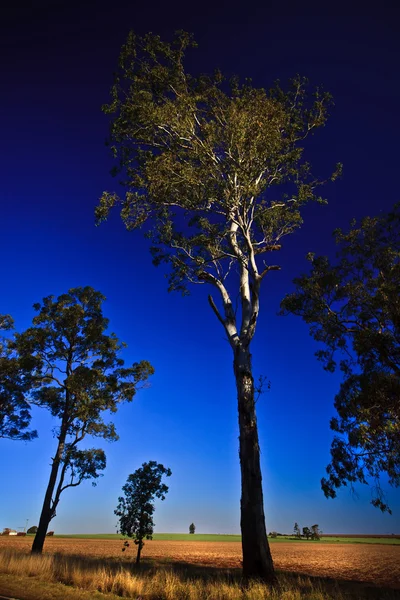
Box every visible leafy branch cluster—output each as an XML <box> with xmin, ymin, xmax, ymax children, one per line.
<box><xmin>96</xmin><ymin>30</ymin><xmax>341</xmax><ymax>351</ymax></box>
<box><xmin>0</xmin><ymin>314</ymin><xmax>37</xmax><ymax>441</ymax></box>
<box><xmin>17</xmin><ymin>288</ymin><xmax>154</xmax><ymax>521</ymax></box>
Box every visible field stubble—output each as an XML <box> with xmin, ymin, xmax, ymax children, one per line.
<box><xmin>0</xmin><ymin>536</ymin><xmax>399</xmax><ymax>591</ymax></box>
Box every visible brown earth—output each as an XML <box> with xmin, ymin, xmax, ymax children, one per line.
<box><xmin>1</xmin><ymin>537</ymin><xmax>399</xmax><ymax>589</ymax></box>
<box><xmin>322</xmin><ymin>534</ymin><xmax>400</xmax><ymax>539</ymax></box>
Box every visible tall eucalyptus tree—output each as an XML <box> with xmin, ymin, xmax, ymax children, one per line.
<box><xmin>14</xmin><ymin>287</ymin><xmax>154</xmax><ymax>554</ymax></box>
<box><xmin>97</xmin><ymin>31</ymin><xmax>340</xmax><ymax>581</ymax></box>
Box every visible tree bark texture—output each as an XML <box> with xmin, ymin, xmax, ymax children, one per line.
<box><xmin>31</xmin><ymin>432</ymin><xmax>66</xmax><ymax>554</ymax></box>
<box><xmin>136</xmin><ymin>542</ymin><xmax>142</xmax><ymax>564</ymax></box>
<box><xmin>234</xmin><ymin>345</ymin><xmax>276</xmax><ymax>582</ymax></box>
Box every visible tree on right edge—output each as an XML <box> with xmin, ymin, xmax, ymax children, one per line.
<box><xmin>281</xmin><ymin>205</ymin><xmax>400</xmax><ymax>513</ymax></box>
<box><xmin>97</xmin><ymin>31</ymin><xmax>341</xmax><ymax>582</ymax></box>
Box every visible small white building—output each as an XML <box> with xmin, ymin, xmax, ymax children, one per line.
<box><xmin>2</xmin><ymin>529</ymin><xmax>17</xmax><ymax>535</ymax></box>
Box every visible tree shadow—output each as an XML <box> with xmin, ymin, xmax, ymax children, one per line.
<box><xmin>49</xmin><ymin>551</ymin><xmax>399</xmax><ymax>598</ymax></box>
<box><xmin>52</xmin><ymin>551</ymin><xmax>241</xmax><ymax>581</ymax></box>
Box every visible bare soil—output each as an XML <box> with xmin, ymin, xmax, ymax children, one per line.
<box><xmin>1</xmin><ymin>536</ymin><xmax>399</xmax><ymax>589</ymax></box>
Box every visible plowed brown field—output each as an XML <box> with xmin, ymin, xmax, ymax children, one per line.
<box><xmin>1</xmin><ymin>537</ymin><xmax>399</xmax><ymax>589</ymax></box>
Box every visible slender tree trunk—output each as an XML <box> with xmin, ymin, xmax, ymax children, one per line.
<box><xmin>31</xmin><ymin>431</ymin><xmax>66</xmax><ymax>554</ymax></box>
<box><xmin>136</xmin><ymin>541</ymin><xmax>142</xmax><ymax>564</ymax></box>
<box><xmin>234</xmin><ymin>344</ymin><xmax>276</xmax><ymax>583</ymax></box>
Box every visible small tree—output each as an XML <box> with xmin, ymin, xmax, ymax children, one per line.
<box><xmin>97</xmin><ymin>29</ymin><xmax>340</xmax><ymax>583</ymax></box>
<box><xmin>0</xmin><ymin>314</ymin><xmax>37</xmax><ymax>441</ymax></box>
<box><xmin>12</xmin><ymin>287</ymin><xmax>154</xmax><ymax>554</ymax></box>
<box><xmin>115</xmin><ymin>461</ymin><xmax>171</xmax><ymax>564</ymax></box>
<box><xmin>310</xmin><ymin>524</ymin><xmax>321</xmax><ymax>540</ymax></box>
<box><xmin>189</xmin><ymin>522</ymin><xmax>196</xmax><ymax>534</ymax></box>
<box><xmin>302</xmin><ymin>526</ymin><xmax>311</xmax><ymax>540</ymax></box>
<box><xmin>281</xmin><ymin>205</ymin><xmax>400</xmax><ymax>512</ymax></box>
<box><xmin>293</xmin><ymin>522</ymin><xmax>301</xmax><ymax>539</ymax></box>
<box><xmin>27</xmin><ymin>526</ymin><xmax>38</xmax><ymax>534</ymax></box>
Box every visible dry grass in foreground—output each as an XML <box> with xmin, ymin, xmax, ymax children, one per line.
<box><xmin>0</xmin><ymin>548</ymin><xmax>399</xmax><ymax>600</ymax></box>
<box><xmin>2</xmin><ymin>536</ymin><xmax>399</xmax><ymax>588</ymax></box>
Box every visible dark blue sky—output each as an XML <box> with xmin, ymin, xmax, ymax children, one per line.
<box><xmin>1</xmin><ymin>1</ymin><xmax>399</xmax><ymax>534</ymax></box>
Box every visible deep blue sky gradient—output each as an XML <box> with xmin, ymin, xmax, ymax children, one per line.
<box><xmin>1</xmin><ymin>1</ymin><xmax>399</xmax><ymax>535</ymax></box>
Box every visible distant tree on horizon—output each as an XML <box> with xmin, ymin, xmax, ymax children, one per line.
<box><xmin>310</xmin><ymin>524</ymin><xmax>321</xmax><ymax>540</ymax></box>
<box><xmin>115</xmin><ymin>461</ymin><xmax>172</xmax><ymax>564</ymax></box>
<box><xmin>302</xmin><ymin>526</ymin><xmax>311</xmax><ymax>540</ymax></box>
<box><xmin>189</xmin><ymin>522</ymin><xmax>196</xmax><ymax>534</ymax></box>
<box><xmin>27</xmin><ymin>526</ymin><xmax>38</xmax><ymax>534</ymax></box>
<box><xmin>97</xmin><ymin>29</ymin><xmax>340</xmax><ymax>583</ymax></box>
<box><xmin>13</xmin><ymin>287</ymin><xmax>154</xmax><ymax>555</ymax></box>
<box><xmin>268</xmin><ymin>531</ymin><xmax>278</xmax><ymax>538</ymax></box>
<box><xmin>282</xmin><ymin>205</ymin><xmax>400</xmax><ymax>513</ymax></box>
<box><xmin>293</xmin><ymin>522</ymin><xmax>301</xmax><ymax>539</ymax></box>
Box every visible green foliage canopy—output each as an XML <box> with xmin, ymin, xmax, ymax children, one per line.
<box><xmin>15</xmin><ymin>287</ymin><xmax>154</xmax><ymax>519</ymax></box>
<box><xmin>281</xmin><ymin>205</ymin><xmax>400</xmax><ymax>512</ymax></box>
<box><xmin>96</xmin><ymin>30</ymin><xmax>341</xmax><ymax>336</ymax></box>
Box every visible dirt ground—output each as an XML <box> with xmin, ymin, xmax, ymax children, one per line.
<box><xmin>1</xmin><ymin>537</ymin><xmax>399</xmax><ymax>589</ymax></box>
